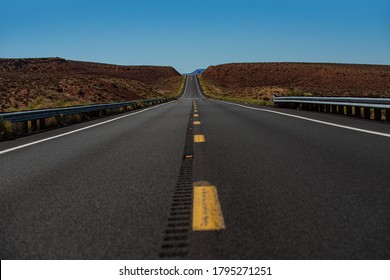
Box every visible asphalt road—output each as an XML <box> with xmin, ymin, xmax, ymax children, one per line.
<box><xmin>1</xmin><ymin>75</ymin><xmax>390</xmax><ymax>259</ymax></box>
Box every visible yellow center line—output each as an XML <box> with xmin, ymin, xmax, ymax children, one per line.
<box><xmin>194</xmin><ymin>114</ymin><xmax>199</xmax><ymax>117</ymax></box>
<box><xmin>193</xmin><ymin>185</ymin><xmax>225</xmax><ymax>231</ymax></box>
<box><xmin>194</xmin><ymin>135</ymin><xmax>205</xmax><ymax>142</ymax></box>
<box><xmin>193</xmin><ymin>121</ymin><xmax>201</xmax><ymax>125</ymax></box>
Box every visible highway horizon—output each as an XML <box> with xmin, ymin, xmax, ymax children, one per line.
<box><xmin>1</xmin><ymin>75</ymin><xmax>389</xmax><ymax>259</ymax></box>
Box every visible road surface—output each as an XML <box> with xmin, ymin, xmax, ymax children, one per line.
<box><xmin>1</xmin><ymin>75</ymin><xmax>389</xmax><ymax>259</ymax></box>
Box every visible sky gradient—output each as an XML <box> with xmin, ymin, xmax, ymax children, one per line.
<box><xmin>1</xmin><ymin>0</ymin><xmax>389</xmax><ymax>73</ymax></box>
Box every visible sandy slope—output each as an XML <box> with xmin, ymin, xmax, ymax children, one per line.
<box><xmin>0</xmin><ymin>58</ymin><xmax>182</xmax><ymax>112</ymax></box>
<box><xmin>202</xmin><ymin>63</ymin><xmax>390</xmax><ymax>100</ymax></box>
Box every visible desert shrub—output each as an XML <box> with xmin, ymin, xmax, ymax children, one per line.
<box><xmin>0</xmin><ymin>119</ymin><xmax>13</xmax><ymax>138</ymax></box>
<box><xmin>285</xmin><ymin>88</ymin><xmax>313</xmax><ymax>96</ymax></box>
<box><xmin>78</xmin><ymin>89</ymin><xmax>85</xmax><ymax>96</ymax></box>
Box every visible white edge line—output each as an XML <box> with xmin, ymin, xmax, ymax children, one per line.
<box><xmin>193</xmin><ymin>77</ymin><xmax>390</xmax><ymax>138</ymax></box>
<box><xmin>0</xmin><ymin>102</ymin><xmax>173</xmax><ymax>155</ymax></box>
<box><xmin>178</xmin><ymin>75</ymin><xmax>189</xmax><ymax>101</ymax></box>
<box><xmin>219</xmin><ymin>100</ymin><xmax>390</xmax><ymax>138</ymax></box>
<box><xmin>194</xmin><ymin>75</ymin><xmax>207</xmax><ymax>100</ymax></box>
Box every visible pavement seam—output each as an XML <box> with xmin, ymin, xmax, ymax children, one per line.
<box><xmin>158</xmin><ymin>103</ymin><xmax>194</xmax><ymax>259</ymax></box>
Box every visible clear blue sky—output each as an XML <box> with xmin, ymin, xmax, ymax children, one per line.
<box><xmin>1</xmin><ymin>0</ymin><xmax>389</xmax><ymax>73</ymax></box>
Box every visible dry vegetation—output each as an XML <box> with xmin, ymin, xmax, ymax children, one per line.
<box><xmin>0</xmin><ymin>58</ymin><xmax>183</xmax><ymax>112</ymax></box>
<box><xmin>201</xmin><ymin>62</ymin><xmax>390</xmax><ymax>104</ymax></box>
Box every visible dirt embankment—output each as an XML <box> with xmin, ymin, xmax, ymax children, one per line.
<box><xmin>0</xmin><ymin>58</ymin><xmax>183</xmax><ymax>112</ymax></box>
<box><xmin>201</xmin><ymin>63</ymin><xmax>390</xmax><ymax>102</ymax></box>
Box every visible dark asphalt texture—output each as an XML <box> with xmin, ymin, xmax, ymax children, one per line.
<box><xmin>1</xmin><ymin>75</ymin><xmax>390</xmax><ymax>259</ymax></box>
<box><xmin>0</xmin><ymin>87</ymin><xmax>193</xmax><ymax>259</ymax></box>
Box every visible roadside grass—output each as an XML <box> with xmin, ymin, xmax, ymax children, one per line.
<box><xmin>5</xmin><ymin>99</ymin><xmax>91</xmax><ymax>112</ymax></box>
<box><xmin>285</xmin><ymin>88</ymin><xmax>313</xmax><ymax>97</ymax></box>
<box><xmin>5</xmin><ymin>106</ymin><xmax>19</xmax><ymax>113</ymax></box>
<box><xmin>53</xmin><ymin>100</ymin><xmax>91</xmax><ymax>108</ymax></box>
<box><xmin>0</xmin><ymin>118</ymin><xmax>13</xmax><ymax>139</ymax></box>
<box><xmin>197</xmin><ymin>75</ymin><xmax>274</xmax><ymax>106</ymax></box>
<box><xmin>167</xmin><ymin>75</ymin><xmax>186</xmax><ymax>98</ymax></box>
<box><xmin>26</xmin><ymin>97</ymin><xmax>44</xmax><ymax>110</ymax></box>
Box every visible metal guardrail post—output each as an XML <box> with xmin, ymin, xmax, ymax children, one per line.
<box><xmin>31</xmin><ymin>120</ymin><xmax>38</xmax><ymax>132</ymax></box>
<box><xmin>0</xmin><ymin>97</ymin><xmax>176</xmax><ymax>140</ymax></box>
<box><xmin>337</xmin><ymin>105</ymin><xmax>341</xmax><ymax>114</ymax></box>
<box><xmin>346</xmin><ymin>106</ymin><xmax>353</xmax><ymax>116</ymax></box>
<box><xmin>374</xmin><ymin>109</ymin><xmax>382</xmax><ymax>121</ymax></box>
<box><xmin>40</xmin><ymin>118</ymin><xmax>46</xmax><ymax>129</ymax></box>
<box><xmin>355</xmin><ymin>106</ymin><xmax>361</xmax><ymax>118</ymax></box>
<box><xmin>272</xmin><ymin>96</ymin><xmax>390</xmax><ymax>122</ymax></box>
<box><xmin>364</xmin><ymin>107</ymin><xmax>371</xmax><ymax>119</ymax></box>
<box><xmin>22</xmin><ymin>121</ymin><xmax>28</xmax><ymax>134</ymax></box>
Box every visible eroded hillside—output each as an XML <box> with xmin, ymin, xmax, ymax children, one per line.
<box><xmin>201</xmin><ymin>63</ymin><xmax>390</xmax><ymax>103</ymax></box>
<box><xmin>0</xmin><ymin>58</ymin><xmax>183</xmax><ymax>112</ymax></box>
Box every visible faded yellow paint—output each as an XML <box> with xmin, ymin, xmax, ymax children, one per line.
<box><xmin>193</xmin><ymin>121</ymin><xmax>201</xmax><ymax>125</ymax></box>
<box><xmin>193</xmin><ymin>186</ymin><xmax>225</xmax><ymax>231</ymax></box>
<box><xmin>194</xmin><ymin>135</ymin><xmax>205</xmax><ymax>142</ymax></box>
<box><xmin>194</xmin><ymin>114</ymin><xmax>199</xmax><ymax>117</ymax></box>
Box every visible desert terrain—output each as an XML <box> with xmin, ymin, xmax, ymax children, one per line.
<box><xmin>0</xmin><ymin>58</ymin><xmax>183</xmax><ymax>112</ymax></box>
<box><xmin>200</xmin><ymin>63</ymin><xmax>390</xmax><ymax>103</ymax></box>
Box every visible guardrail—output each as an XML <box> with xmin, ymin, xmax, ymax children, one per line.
<box><xmin>0</xmin><ymin>97</ymin><xmax>176</xmax><ymax>138</ymax></box>
<box><xmin>273</xmin><ymin>96</ymin><xmax>390</xmax><ymax>122</ymax></box>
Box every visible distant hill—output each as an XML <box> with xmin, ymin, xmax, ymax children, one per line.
<box><xmin>202</xmin><ymin>62</ymin><xmax>390</xmax><ymax>99</ymax></box>
<box><xmin>189</xmin><ymin>69</ymin><xmax>206</xmax><ymax>75</ymax></box>
<box><xmin>0</xmin><ymin>57</ymin><xmax>182</xmax><ymax>112</ymax></box>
